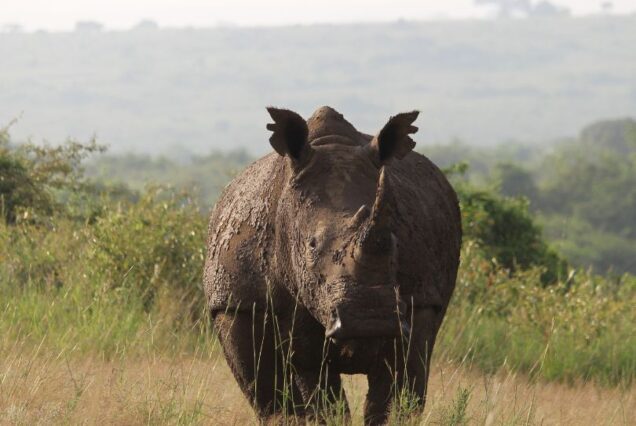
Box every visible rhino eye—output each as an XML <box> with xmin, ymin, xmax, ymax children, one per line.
<box><xmin>308</xmin><ymin>237</ymin><xmax>317</xmax><ymax>250</ymax></box>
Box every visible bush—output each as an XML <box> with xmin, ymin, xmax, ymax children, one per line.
<box><xmin>0</xmin><ymin>187</ymin><xmax>208</xmax><ymax>356</ymax></box>
<box><xmin>456</xmin><ymin>183</ymin><xmax>567</xmax><ymax>284</ymax></box>
<box><xmin>439</xmin><ymin>241</ymin><xmax>636</xmax><ymax>386</ymax></box>
<box><xmin>0</xmin><ymin>155</ymin><xmax>52</xmax><ymax>223</ymax></box>
<box><xmin>1</xmin><ymin>135</ymin><xmax>208</xmax><ymax>355</ymax></box>
<box><xmin>0</xmin><ymin>133</ymin><xmax>106</xmax><ymax>224</ymax></box>
<box><xmin>90</xmin><ymin>188</ymin><xmax>206</xmax><ymax>316</ymax></box>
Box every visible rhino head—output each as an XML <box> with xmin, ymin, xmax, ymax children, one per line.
<box><xmin>267</xmin><ymin>106</ymin><xmax>419</xmax><ymax>341</ymax></box>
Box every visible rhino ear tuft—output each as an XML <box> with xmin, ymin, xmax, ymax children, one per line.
<box><xmin>368</xmin><ymin>111</ymin><xmax>419</xmax><ymax>164</ymax></box>
<box><xmin>266</xmin><ymin>107</ymin><xmax>310</xmax><ymax>161</ymax></box>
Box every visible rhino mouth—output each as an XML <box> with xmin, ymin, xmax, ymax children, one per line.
<box><xmin>322</xmin><ymin>283</ymin><xmax>409</xmax><ymax>340</ymax></box>
<box><xmin>325</xmin><ymin>314</ymin><xmax>410</xmax><ymax>340</ymax></box>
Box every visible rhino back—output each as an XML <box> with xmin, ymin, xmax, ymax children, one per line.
<box><xmin>203</xmin><ymin>153</ymin><xmax>285</xmax><ymax>312</ymax></box>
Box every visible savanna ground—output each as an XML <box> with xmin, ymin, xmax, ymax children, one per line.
<box><xmin>1</xmin><ymin>135</ymin><xmax>635</xmax><ymax>425</ymax></box>
<box><xmin>3</xmin><ymin>346</ymin><xmax>634</xmax><ymax>425</ymax></box>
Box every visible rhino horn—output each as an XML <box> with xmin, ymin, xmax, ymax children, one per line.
<box><xmin>355</xmin><ymin>167</ymin><xmax>394</xmax><ymax>261</ymax></box>
<box><xmin>370</xmin><ymin>167</ymin><xmax>393</xmax><ymax>233</ymax></box>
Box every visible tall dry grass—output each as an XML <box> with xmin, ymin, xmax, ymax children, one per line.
<box><xmin>1</xmin><ymin>344</ymin><xmax>633</xmax><ymax>425</ymax></box>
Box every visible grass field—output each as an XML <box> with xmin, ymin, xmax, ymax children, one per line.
<box><xmin>1</xmin><ymin>274</ymin><xmax>634</xmax><ymax>425</ymax></box>
<box><xmin>2</xmin><ymin>345</ymin><xmax>634</xmax><ymax>425</ymax></box>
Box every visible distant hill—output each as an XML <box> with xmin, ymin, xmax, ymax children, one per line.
<box><xmin>1</xmin><ymin>15</ymin><xmax>635</xmax><ymax>154</ymax></box>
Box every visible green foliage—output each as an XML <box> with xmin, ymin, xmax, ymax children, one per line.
<box><xmin>0</xmin><ymin>194</ymin><xmax>210</xmax><ymax>356</ymax></box>
<box><xmin>90</xmin><ymin>188</ymin><xmax>206</xmax><ymax>316</ymax></box>
<box><xmin>439</xmin><ymin>241</ymin><xmax>636</xmax><ymax>386</ymax></box>
<box><xmin>0</xmin><ymin>129</ymin><xmax>51</xmax><ymax>223</ymax></box>
<box><xmin>434</xmin><ymin>117</ymin><xmax>636</xmax><ymax>275</ymax></box>
<box><xmin>456</xmin><ymin>183</ymin><xmax>566</xmax><ymax>284</ymax></box>
<box><xmin>0</xmin><ymin>155</ymin><xmax>50</xmax><ymax>223</ymax></box>
<box><xmin>493</xmin><ymin>162</ymin><xmax>538</xmax><ymax>203</ymax></box>
<box><xmin>578</xmin><ymin>118</ymin><xmax>636</xmax><ymax>157</ymax></box>
<box><xmin>387</xmin><ymin>387</ymin><xmax>424</xmax><ymax>425</ymax></box>
<box><xmin>437</xmin><ymin>387</ymin><xmax>471</xmax><ymax>426</ymax></box>
<box><xmin>428</xmin><ymin>142</ymin><xmax>543</xmax><ymax>186</ymax></box>
<box><xmin>0</xmin><ymin>136</ymin><xmax>209</xmax><ymax>355</ymax></box>
<box><xmin>540</xmin><ymin>215</ymin><xmax>636</xmax><ymax>274</ymax></box>
<box><xmin>539</xmin><ymin>150</ymin><xmax>636</xmax><ymax>237</ymax></box>
<box><xmin>533</xmin><ymin>118</ymin><xmax>636</xmax><ymax>273</ymax></box>
<box><xmin>0</xmin><ymin>130</ymin><xmax>107</xmax><ymax>224</ymax></box>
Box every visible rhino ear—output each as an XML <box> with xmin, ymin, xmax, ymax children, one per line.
<box><xmin>266</xmin><ymin>107</ymin><xmax>310</xmax><ymax>162</ymax></box>
<box><xmin>368</xmin><ymin>111</ymin><xmax>419</xmax><ymax>164</ymax></box>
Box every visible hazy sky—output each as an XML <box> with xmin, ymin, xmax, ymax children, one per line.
<box><xmin>2</xmin><ymin>0</ymin><xmax>635</xmax><ymax>31</ymax></box>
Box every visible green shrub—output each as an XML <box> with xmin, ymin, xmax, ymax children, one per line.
<box><xmin>456</xmin><ymin>183</ymin><xmax>567</xmax><ymax>284</ymax></box>
<box><xmin>0</xmin><ymin>190</ymin><xmax>210</xmax><ymax>356</ymax></box>
<box><xmin>439</xmin><ymin>241</ymin><xmax>636</xmax><ymax>386</ymax></box>
<box><xmin>0</xmin><ymin>134</ymin><xmax>106</xmax><ymax>224</ymax></box>
<box><xmin>90</xmin><ymin>188</ymin><xmax>206</xmax><ymax>316</ymax></box>
<box><xmin>0</xmin><ymin>152</ymin><xmax>52</xmax><ymax>223</ymax></box>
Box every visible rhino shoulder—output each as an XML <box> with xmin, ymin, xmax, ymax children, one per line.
<box><xmin>204</xmin><ymin>153</ymin><xmax>285</xmax><ymax>312</ymax></box>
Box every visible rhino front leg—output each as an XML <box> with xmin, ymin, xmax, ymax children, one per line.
<box><xmin>364</xmin><ymin>366</ymin><xmax>394</xmax><ymax>426</ymax></box>
<box><xmin>364</xmin><ymin>349</ymin><xmax>424</xmax><ymax>426</ymax></box>
<box><xmin>363</xmin><ymin>308</ymin><xmax>441</xmax><ymax>425</ymax></box>
<box><xmin>213</xmin><ymin>309</ymin><xmax>305</xmax><ymax>422</ymax></box>
<box><xmin>286</xmin><ymin>307</ymin><xmax>350</xmax><ymax>421</ymax></box>
<box><xmin>295</xmin><ymin>367</ymin><xmax>349</xmax><ymax>422</ymax></box>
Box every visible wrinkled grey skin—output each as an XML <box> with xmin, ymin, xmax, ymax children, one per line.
<box><xmin>204</xmin><ymin>106</ymin><xmax>461</xmax><ymax>425</ymax></box>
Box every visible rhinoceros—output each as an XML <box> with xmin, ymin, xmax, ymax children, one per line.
<box><xmin>203</xmin><ymin>106</ymin><xmax>461</xmax><ymax>425</ymax></box>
